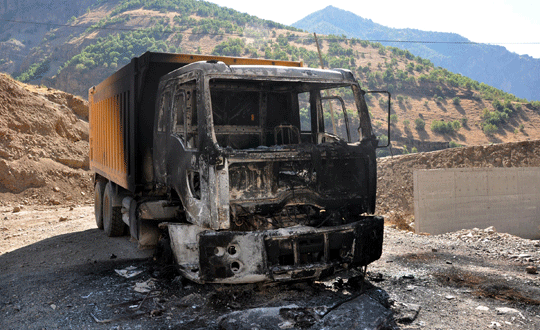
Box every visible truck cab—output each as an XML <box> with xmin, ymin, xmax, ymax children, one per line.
<box><xmin>152</xmin><ymin>61</ymin><xmax>383</xmax><ymax>283</ymax></box>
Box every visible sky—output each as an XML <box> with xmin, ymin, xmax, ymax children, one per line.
<box><xmin>208</xmin><ymin>0</ymin><xmax>540</xmax><ymax>59</ymax></box>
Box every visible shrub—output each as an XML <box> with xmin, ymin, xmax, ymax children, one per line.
<box><xmin>403</xmin><ymin>119</ymin><xmax>410</xmax><ymax>128</ymax></box>
<box><xmin>452</xmin><ymin>97</ymin><xmax>461</xmax><ymax>105</ymax></box>
<box><xmin>431</xmin><ymin>120</ymin><xmax>455</xmax><ymax>134</ymax></box>
<box><xmin>482</xmin><ymin>123</ymin><xmax>498</xmax><ymax>135</ymax></box>
<box><xmin>461</xmin><ymin>117</ymin><xmax>468</xmax><ymax>126</ymax></box>
<box><xmin>377</xmin><ymin>134</ymin><xmax>388</xmax><ymax>146</ymax></box>
<box><xmin>492</xmin><ymin>99</ymin><xmax>503</xmax><ymax>111</ymax></box>
<box><xmin>402</xmin><ymin>145</ymin><xmax>409</xmax><ymax>154</ymax></box>
<box><xmin>390</xmin><ymin>114</ymin><xmax>398</xmax><ymax>125</ymax></box>
<box><xmin>481</xmin><ymin>108</ymin><xmax>506</xmax><ymax>126</ymax></box>
<box><xmin>414</xmin><ymin>118</ymin><xmax>425</xmax><ymax>130</ymax></box>
<box><xmin>411</xmin><ymin>146</ymin><xmax>418</xmax><ymax>153</ymax></box>
<box><xmin>449</xmin><ymin>141</ymin><xmax>461</xmax><ymax>148</ymax></box>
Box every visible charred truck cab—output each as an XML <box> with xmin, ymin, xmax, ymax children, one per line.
<box><xmin>90</xmin><ymin>52</ymin><xmax>388</xmax><ymax>284</ymax></box>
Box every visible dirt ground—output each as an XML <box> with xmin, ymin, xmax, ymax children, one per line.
<box><xmin>1</xmin><ymin>204</ymin><xmax>538</xmax><ymax>329</ymax></box>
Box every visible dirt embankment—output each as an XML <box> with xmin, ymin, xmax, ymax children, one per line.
<box><xmin>0</xmin><ymin>73</ymin><xmax>92</xmax><ymax>207</ymax></box>
<box><xmin>376</xmin><ymin>140</ymin><xmax>540</xmax><ymax>216</ymax></box>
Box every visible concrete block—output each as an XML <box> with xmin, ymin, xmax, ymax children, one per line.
<box><xmin>414</xmin><ymin>167</ymin><xmax>540</xmax><ymax>239</ymax></box>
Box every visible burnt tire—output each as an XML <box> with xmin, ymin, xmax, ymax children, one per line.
<box><xmin>94</xmin><ymin>180</ymin><xmax>107</xmax><ymax>230</ymax></box>
<box><xmin>103</xmin><ymin>182</ymin><xmax>126</xmax><ymax>237</ymax></box>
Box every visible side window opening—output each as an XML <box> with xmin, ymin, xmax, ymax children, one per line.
<box><xmin>320</xmin><ymin>86</ymin><xmax>360</xmax><ymax>143</ymax></box>
<box><xmin>173</xmin><ymin>89</ymin><xmax>186</xmax><ymax>138</ymax></box>
<box><xmin>157</xmin><ymin>91</ymin><xmax>171</xmax><ymax>133</ymax></box>
<box><xmin>184</xmin><ymin>86</ymin><xmax>198</xmax><ymax>150</ymax></box>
<box><xmin>298</xmin><ymin>92</ymin><xmax>312</xmax><ymax>143</ymax></box>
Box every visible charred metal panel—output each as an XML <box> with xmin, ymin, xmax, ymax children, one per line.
<box><xmin>167</xmin><ymin>216</ymin><xmax>383</xmax><ymax>284</ymax></box>
<box><xmin>226</xmin><ymin>141</ymin><xmax>377</xmax><ymax>226</ymax></box>
<box><xmin>199</xmin><ymin>231</ymin><xmax>267</xmax><ymax>283</ymax></box>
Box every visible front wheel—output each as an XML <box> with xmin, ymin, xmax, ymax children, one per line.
<box><xmin>103</xmin><ymin>182</ymin><xmax>126</xmax><ymax>237</ymax></box>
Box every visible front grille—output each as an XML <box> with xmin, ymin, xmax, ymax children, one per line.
<box><xmin>265</xmin><ymin>231</ymin><xmax>355</xmax><ymax>267</ymax></box>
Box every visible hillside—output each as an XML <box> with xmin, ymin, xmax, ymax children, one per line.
<box><xmin>0</xmin><ymin>73</ymin><xmax>92</xmax><ymax>206</ymax></box>
<box><xmin>1</xmin><ymin>0</ymin><xmax>540</xmax><ymax>151</ymax></box>
<box><xmin>293</xmin><ymin>5</ymin><xmax>540</xmax><ymax>102</ymax></box>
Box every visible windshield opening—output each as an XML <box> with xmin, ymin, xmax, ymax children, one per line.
<box><xmin>209</xmin><ymin>79</ymin><xmax>362</xmax><ymax>149</ymax></box>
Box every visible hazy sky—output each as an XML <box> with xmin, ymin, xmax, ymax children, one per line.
<box><xmin>208</xmin><ymin>0</ymin><xmax>540</xmax><ymax>59</ymax></box>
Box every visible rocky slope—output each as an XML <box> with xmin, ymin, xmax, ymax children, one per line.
<box><xmin>0</xmin><ymin>73</ymin><xmax>92</xmax><ymax>206</ymax></box>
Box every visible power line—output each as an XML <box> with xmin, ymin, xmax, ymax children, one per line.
<box><xmin>2</xmin><ymin>18</ymin><xmax>540</xmax><ymax>46</ymax></box>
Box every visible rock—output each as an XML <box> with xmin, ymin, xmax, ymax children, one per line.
<box><xmin>526</xmin><ymin>266</ymin><xmax>538</xmax><ymax>274</ymax></box>
<box><xmin>12</xmin><ymin>206</ymin><xmax>21</xmax><ymax>213</ymax></box>
<box><xmin>81</xmin><ymin>191</ymin><xmax>86</xmax><ymax>196</ymax></box>
<box><xmin>53</xmin><ymin>186</ymin><xmax>60</xmax><ymax>192</ymax></box>
<box><xmin>495</xmin><ymin>307</ymin><xmax>520</xmax><ymax>315</ymax></box>
<box><xmin>392</xmin><ymin>302</ymin><xmax>421</xmax><ymax>324</ymax></box>
<box><xmin>50</xmin><ymin>199</ymin><xmax>61</xmax><ymax>205</ymax></box>
<box><xmin>178</xmin><ymin>293</ymin><xmax>205</xmax><ymax>308</ymax></box>
<box><xmin>312</xmin><ymin>295</ymin><xmax>395</xmax><ymax>330</ymax></box>
<box><xmin>518</xmin><ymin>254</ymin><xmax>532</xmax><ymax>259</ymax></box>
<box><xmin>50</xmin><ymin>304</ymin><xmax>56</xmax><ymax>310</ymax></box>
<box><xmin>218</xmin><ymin>305</ymin><xmax>300</xmax><ymax>330</ymax></box>
<box><xmin>445</xmin><ymin>295</ymin><xmax>456</xmax><ymax>300</ymax></box>
<box><xmin>59</xmin><ymin>216</ymin><xmax>68</xmax><ymax>222</ymax></box>
<box><xmin>476</xmin><ymin>306</ymin><xmax>490</xmax><ymax>311</ymax></box>
<box><xmin>484</xmin><ymin>226</ymin><xmax>496</xmax><ymax>234</ymax></box>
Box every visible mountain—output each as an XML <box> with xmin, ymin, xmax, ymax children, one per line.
<box><xmin>1</xmin><ymin>0</ymin><xmax>540</xmax><ymax>153</ymax></box>
<box><xmin>293</xmin><ymin>6</ymin><xmax>540</xmax><ymax>101</ymax></box>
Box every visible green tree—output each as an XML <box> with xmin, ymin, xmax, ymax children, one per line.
<box><xmin>414</xmin><ymin>118</ymin><xmax>425</xmax><ymax>130</ymax></box>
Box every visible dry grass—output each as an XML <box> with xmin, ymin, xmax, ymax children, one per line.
<box><xmin>434</xmin><ymin>268</ymin><xmax>540</xmax><ymax>305</ymax></box>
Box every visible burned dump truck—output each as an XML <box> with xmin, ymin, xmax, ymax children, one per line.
<box><xmin>89</xmin><ymin>52</ymin><xmax>389</xmax><ymax>283</ymax></box>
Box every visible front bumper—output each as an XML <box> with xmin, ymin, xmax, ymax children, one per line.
<box><xmin>168</xmin><ymin>216</ymin><xmax>383</xmax><ymax>283</ymax></box>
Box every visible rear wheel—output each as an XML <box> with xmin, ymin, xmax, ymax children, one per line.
<box><xmin>94</xmin><ymin>180</ymin><xmax>107</xmax><ymax>230</ymax></box>
<box><xmin>103</xmin><ymin>182</ymin><xmax>126</xmax><ymax>237</ymax></box>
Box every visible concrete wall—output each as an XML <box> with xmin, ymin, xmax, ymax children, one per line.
<box><xmin>414</xmin><ymin>167</ymin><xmax>540</xmax><ymax>239</ymax></box>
